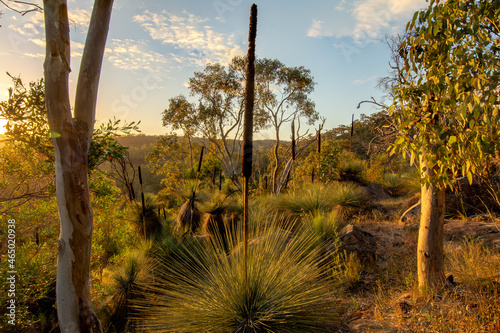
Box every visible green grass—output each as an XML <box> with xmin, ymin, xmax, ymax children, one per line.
<box><xmin>337</xmin><ymin>158</ymin><xmax>366</xmax><ymax>183</ymax></box>
<box><xmin>103</xmin><ymin>249</ymin><xmax>149</xmax><ymax>332</ymax></box>
<box><xmin>330</xmin><ymin>182</ymin><xmax>369</xmax><ymax>209</ymax></box>
<box><xmin>274</xmin><ymin>183</ymin><xmax>336</xmax><ymax>216</ymax></box>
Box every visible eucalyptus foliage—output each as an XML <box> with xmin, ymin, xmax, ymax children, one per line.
<box><xmin>0</xmin><ymin>75</ymin><xmax>140</xmax><ymax>171</ymax></box>
<box><xmin>390</xmin><ymin>0</ymin><xmax>500</xmax><ymax>187</ymax></box>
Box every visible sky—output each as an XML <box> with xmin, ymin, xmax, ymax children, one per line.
<box><xmin>0</xmin><ymin>0</ymin><xmax>429</xmax><ymax>138</ymax></box>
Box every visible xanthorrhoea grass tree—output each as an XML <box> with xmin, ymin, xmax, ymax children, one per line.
<box><xmin>135</xmin><ymin>220</ymin><xmax>343</xmax><ymax>332</ymax></box>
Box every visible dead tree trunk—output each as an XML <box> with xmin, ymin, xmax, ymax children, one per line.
<box><xmin>44</xmin><ymin>0</ymin><xmax>113</xmax><ymax>331</ymax></box>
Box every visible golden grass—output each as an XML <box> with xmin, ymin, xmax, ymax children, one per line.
<box><xmin>347</xmin><ymin>219</ymin><xmax>500</xmax><ymax>333</ymax></box>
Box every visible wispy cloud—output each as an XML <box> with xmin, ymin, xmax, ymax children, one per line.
<box><xmin>353</xmin><ymin>75</ymin><xmax>377</xmax><ymax>85</ymax></box>
<box><xmin>7</xmin><ymin>7</ymin><xmax>90</xmax><ymax>57</ymax></box>
<box><xmin>132</xmin><ymin>9</ymin><xmax>244</xmax><ymax>65</ymax></box>
<box><xmin>7</xmin><ymin>7</ymin><xmax>90</xmax><ymax>37</ymax></box>
<box><xmin>351</xmin><ymin>0</ymin><xmax>427</xmax><ymax>41</ymax></box>
<box><xmin>68</xmin><ymin>8</ymin><xmax>92</xmax><ymax>32</ymax></box>
<box><xmin>307</xmin><ymin>19</ymin><xmax>325</xmax><ymax>38</ymax></box>
<box><xmin>336</xmin><ymin>0</ymin><xmax>347</xmax><ymax>12</ymax></box>
<box><xmin>307</xmin><ymin>0</ymin><xmax>427</xmax><ymax>42</ymax></box>
<box><xmin>106</xmin><ymin>39</ymin><xmax>170</xmax><ymax>72</ymax></box>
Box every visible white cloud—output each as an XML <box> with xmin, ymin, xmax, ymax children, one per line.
<box><xmin>307</xmin><ymin>0</ymin><xmax>427</xmax><ymax>42</ymax></box>
<box><xmin>351</xmin><ymin>0</ymin><xmax>427</xmax><ymax>41</ymax></box>
<box><xmin>24</xmin><ymin>52</ymin><xmax>44</xmax><ymax>59</ymax></box>
<box><xmin>7</xmin><ymin>7</ymin><xmax>89</xmax><ymax>55</ymax></box>
<box><xmin>70</xmin><ymin>41</ymin><xmax>85</xmax><ymax>58</ymax></box>
<box><xmin>132</xmin><ymin>9</ymin><xmax>243</xmax><ymax>65</ymax></box>
<box><xmin>28</xmin><ymin>38</ymin><xmax>45</xmax><ymax>48</ymax></box>
<box><xmin>336</xmin><ymin>0</ymin><xmax>347</xmax><ymax>11</ymax></box>
<box><xmin>7</xmin><ymin>11</ymin><xmax>44</xmax><ymax>38</ymax></box>
<box><xmin>106</xmin><ymin>39</ymin><xmax>171</xmax><ymax>72</ymax></box>
<box><xmin>307</xmin><ymin>19</ymin><xmax>325</xmax><ymax>38</ymax></box>
<box><xmin>68</xmin><ymin>8</ymin><xmax>91</xmax><ymax>32</ymax></box>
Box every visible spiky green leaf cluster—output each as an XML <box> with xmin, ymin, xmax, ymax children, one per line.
<box><xmin>135</xmin><ymin>221</ymin><xmax>342</xmax><ymax>332</ymax></box>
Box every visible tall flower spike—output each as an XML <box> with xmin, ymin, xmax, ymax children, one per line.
<box><xmin>197</xmin><ymin>146</ymin><xmax>205</xmax><ymax>174</ymax></box>
<box><xmin>241</xmin><ymin>4</ymin><xmax>257</xmax><ymax>178</ymax></box>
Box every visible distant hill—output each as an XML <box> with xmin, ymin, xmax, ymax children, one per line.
<box><xmin>115</xmin><ymin>134</ymin><xmax>279</xmax><ymax>153</ymax></box>
<box><xmin>115</xmin><ymin>134</ymin><xmax>160</xmax><ymax>147</ymax></box>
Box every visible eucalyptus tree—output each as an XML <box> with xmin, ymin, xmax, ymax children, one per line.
<box><xmin>163</xmin><ymin>63</ymin><xmax>249</xmax><ymax>188</ymax></box>
<box><xmin>162</xmin><ymin>56</ymin><xmax>317</xmax><ymax>191</ymax></box>
<box><xmin>232</xmin><ymin>57</ymin><xmax>318</xmax><ymax>193</ymax></box>
<box><xmin>390</xmin><ymin>0</ymin><xmax>500</xmax><ymax>289</ymax></box>
<box><xmin>43</xmin><ymin>0</ymin><xmax>114</xmax><ymax>331</ymax></box>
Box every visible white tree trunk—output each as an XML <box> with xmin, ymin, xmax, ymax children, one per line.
<box><xmin>44</xmin><ymin>0</ymin><xmax>113</xmax><ymax>331</ymax></box>
<box><xmin>418</xmin><ymin>154</ymin><xmax>446</xmax><ymax>290</ymax></box>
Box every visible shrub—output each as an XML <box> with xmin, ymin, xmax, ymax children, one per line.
<box><xmin>337</xmin><ymin>153</ymin><xmax>366</xmax><ymax>184</ymax></box>
<box><xmin>135</xmin><ymin>221</ymin><xmax>344</xmax><ymax>332</ymax></box>
<box><xmin>330</xmin><ymin>182</ymin><xmax>368</xmax><ymax>209</ymax></box>
<box><xmin>201</xmin><ymin>193</ymin><xmax>240</xmax><ymax>249</ymax></box>
<box><xmin>124</xmin><ymin>193</ymin><xmax>164</xmax><ymax>239</ymax></box>
<box><xmin>176</xmin><ymin>198</ymin><xmax>202</xmax><ymax>234</ymax></box>
<box><xmin>274</xmin><ymin>183</ymin><xmax>336</xmax><ymax>217</ymax></box>
<box><xmin>102</xmin><ymin>250</ymin><xmax>150</xmax><ymax>333</ymax></box>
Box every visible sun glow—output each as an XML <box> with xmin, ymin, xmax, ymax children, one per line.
<box><xmin>0</xmin><ymin>118</ymin><xmax>7</xmax><ymax>135</ymax></box>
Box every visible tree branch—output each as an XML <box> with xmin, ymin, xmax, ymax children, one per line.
<box><xmin>74</xmin><ymin>0</ymin><xmax>114</xmax><ymax>142</ymax></box>
<box><xmin>0</xmin><ymin>0</ymin><xmax>42</xmax><ymax>15</ymax></box>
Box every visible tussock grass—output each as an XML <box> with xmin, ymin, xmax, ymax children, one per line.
<box><xmin>103</xmin><ymin>249</ymin><xmax>150</xmax><ymax>333</ymax></box>
<box><xmin>338</xmin><ymin>158</ymin><xmax>366</xmax><ymax>183</ymax></box>
<box><xmin>135</xmin><ymin>220</ymin><xmax>344</xmax><ymax>332</ymax></box>
<box><xmin>383</xmin><ymin>172</ymin><xmax>420</xmax><ymax>196</ymax></box>
<box><xmin>304</xmin><ymin>210</ymin><xmax>345</xmax><ymax>243</ymax></box>
<box><xmin>274</xmin><ymin>183</ymin><xmax>336</xmax><ymax>216</ymax></box>
<box><xmin>330</xmin><ymin>182</ymin><xmax>368</xmax><ymax>209</ymax></box>
<box><xmin>275</xmin><ymin>182</ymin><xmax>368</xmax><ymax>216</ymax></box>
<box><xmin>124</xmin><ymin>193</ymin><xmax>164</xmax><ymax>239</ymax></box>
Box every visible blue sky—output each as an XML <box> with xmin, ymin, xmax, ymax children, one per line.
<box><xmin>0</xmin><ymin>0</ymin><xmax>428</xmax><ymax>137</ymax></box>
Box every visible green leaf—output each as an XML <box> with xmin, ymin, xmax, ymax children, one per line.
<box><xmin>410</xmin><ymin>150</ymin><xmax>416</xmax><ymax>166</ymax></box>
<box><xmin>394</xmin><ymin>136</ymin><xmax>405</xmax><ymax>145</ymax></box>
<box><xmin>433</xmin><ymin>24</ymin><xmax>440</xmax><ymax>36</ymax></box>
<box><xmin>50</xmin><ymin>131</ymin><xmax>61</xmax><ymax>138</ymax></box>
<box><xmin>466</xmin><ymin>170</ymin><xmax>473</xmax><ymax>185</ymax></box>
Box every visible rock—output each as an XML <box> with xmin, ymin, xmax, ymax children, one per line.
<box><xmin>395</xmin><ymin>292</ymin><xmax>413</xmax><ymax>315</ymax></box>
<box><xmin>365</xmin><ymin>183</ymin><xmax>392</xmax><ymax>200</ymax></box>
<box><xmin>399</xmin><ymin>220</ymin><xmax>500</xmax><ymax>250</ymax></box>
<box><xmin>399</xmin><ymin>201</ymin><xmax>421</xmax><ymax>224</ymax></box>
<box><xmin>338</xmin><ymin>224</ymin><xmax>377</xmax><ymax>264</ymax></box>
<box><xmin>444</xmin><ymin>220</ymin><xmax>500</xmax><ymax>251</ymax></box>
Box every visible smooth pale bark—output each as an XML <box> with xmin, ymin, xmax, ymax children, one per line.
<box><xmin>43</xmin><ymin>0</ymin><xmax>113</xmax><ymax>332</ymax></box>
<box><xmin>418</xmin><ymin>155</ymin><xmax>446</xmax><ymax>290</ymax></box>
